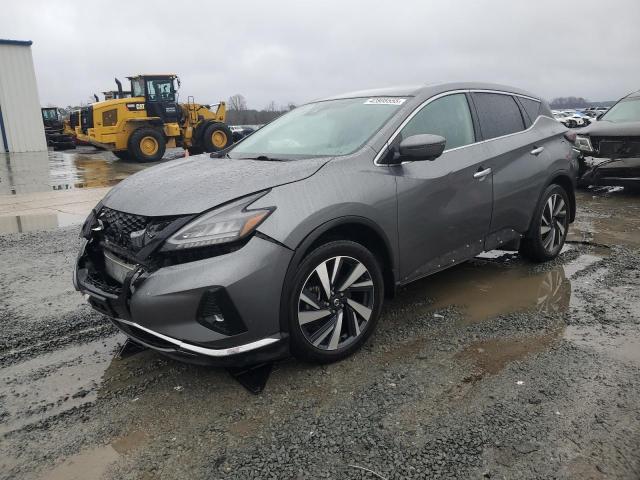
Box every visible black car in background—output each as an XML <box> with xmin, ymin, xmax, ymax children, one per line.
<box><xmin>574</xmin><ymin>90</ymin><xmax>640</xmax><ymax>189</ymax></box>
<box><xmin>230</xmin><ymin>125</ymin><xmax>257</xmax><ymax>142</ymax></box>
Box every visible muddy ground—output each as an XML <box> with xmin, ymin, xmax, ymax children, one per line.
<box><xmin>1</xmin><ymin>188</ymin><xmax>639</xmax><ymax>480</ymax></box>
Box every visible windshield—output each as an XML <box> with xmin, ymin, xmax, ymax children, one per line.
<box><xmin>229</xmin><ymin>97</ymin><xmax>407</xmax><ymax>159</ymax></box>
<box><xmin>601</xmin><ymin>98</ymin><xmax>640</xmax><ymax>123</ymax></box>
<box><xmin>42</xmin><ymin>109</ymin><xmax>57</xmax><ymax>120</ymax></box>
<box><xmin>146</xmin><ymin>78</ymin><xmax>175</xmax><ymax>102</ymax></box>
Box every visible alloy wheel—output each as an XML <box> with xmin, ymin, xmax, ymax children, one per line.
<box><xmin>540</xmin><ymin>193</ymin><xmax>568</xmax><ymax>253</ymax></box>
<box><xmin>297</xmin><ymin>256</ymin><xmax>375</xmax><ymax>351</ymax></box>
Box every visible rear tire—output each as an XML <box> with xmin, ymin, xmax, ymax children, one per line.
<box><xmin>128</xmin><ymin>128</ymin><xmax>166</xmax><ymax>162</ymax></box>
<box><xmin>287</xmin><ymin>241</ymin><xmax>384</xmax><ymax>364</ymax></box>
<box><xmin>520</xmin><ymin>184</ymin><xmax>570</xmax><ymax>262</ymax></box>
<box><xmin>202</xmin><ymin>123</ymin><xmax>233</xmax><ymax>152</ymax></box>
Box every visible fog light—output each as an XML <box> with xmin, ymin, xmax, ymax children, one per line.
<box><xmin>196</xmin><ymin>288</ymin><xmax>247</xmax><ymax>336</ymax></box>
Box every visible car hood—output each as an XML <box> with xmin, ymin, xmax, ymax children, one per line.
<box><xmin>102</xmin><ymin>155</ymin><xmax>332</xmax><ymax>216</ymax></box>
<box><xmin>579</xmin><ymin>120</ymin><xmax>640</xmax><ymax>137</ymax></box>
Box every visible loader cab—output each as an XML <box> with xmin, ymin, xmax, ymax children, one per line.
<box><xmin>128</xmin><ymin>74</ymin><xmax>180</xmax><ymax>124</ymax></box>
<box><xmin>41</xmin><ymin>107</ymin><xmax>60</xmax><ymax>127</ymax></box>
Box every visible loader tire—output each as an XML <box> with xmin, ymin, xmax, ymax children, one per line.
<box><xmin>113</xmin><ymin>150</ymin><xmax>132</xmax><ymax>161</ymax></box>
<box><xmin>202</xmin><ymin>123</ymin><xmax>233</xmax><ymax>152</ymax></box>
<box><xmin>129</xmin><ymin>128</ymin><xmax>166</xmax><ymax>162</ymax></box>
<box><xmin>186</xmin><ymin>147</ymin><xmax>203</xmax><ymax>156</ymax></box>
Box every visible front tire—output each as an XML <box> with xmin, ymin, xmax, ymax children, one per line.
<box><xmin>520</xmin><ymin>184</ymin><xmax>570</xmax><ymax>262</ymax></box>
<box><xmin>287</xmin><ymin>241</ymin><xmax>384</xmax><ymax>363</ymax></box>
<box><xmin>128</xmin><ymin>128</ymin><xmax>166</xmax><ymax>162</ymax></box>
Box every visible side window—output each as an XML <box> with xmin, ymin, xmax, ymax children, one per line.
<box><xmin>400</xmin><ymin>93</ymin><xmax>475</xmax><ymax>150</ymax></box>
<box><xmin>517</xmin><ymin>97</ymin><xmax>541</xmax><ymax>126</ymax></box>
<box><xmin>472</xmin><ymin>93</ymin><xmax>526</xmax><ymax>140</ymax></box>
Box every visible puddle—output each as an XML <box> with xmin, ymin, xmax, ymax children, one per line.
<box><xmin>0</xmin><ymin>147</ymin><xmax>182</xmax><ymax>195</ymax></box>
<box><xmin>391</xmin><ymin>249</ymin><xmax>609</xmax><ymax>325</ymax></box>
<box><xmin>450</xmin><ymin>252</ymin><xmax>616</xmax><ymax>380</ymax></box>
<box><xmin>570</xmin><ymin>189</ymin><xmax>640</xmax><ymax>248</ymax></box>
<box><xmin>564</xmin><ymin>325</ymin><xmax>640</xmax><ymax>365</ymax></box>
<box><xmin>394</xmin><ymin>260</ymin><xmax>570</xmax><ymax>323</ymax></box>
<box><xmin>39</xmin><ymin>445</ymin><xmax>120</xmax><ymax>480</ymax></box>
<box><xmin>0</xmin><ymin>335</ymin><xmax>121</xmax><ymax>435</ymax></box>
<box><xmin>458</xmin><ymin>331</ymin><xmax>560</xmax><ymax>376</ymax></box>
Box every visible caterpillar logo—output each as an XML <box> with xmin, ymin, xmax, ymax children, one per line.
<box><xmin>126</xmin><ymin>103</ymin><xmax>146</xmax><ymax>111</ymax></box>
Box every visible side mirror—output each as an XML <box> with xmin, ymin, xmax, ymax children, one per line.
<box><xmin>397</xmin><ymin>134</ymin><xmax>446</xmax><ymax>162</ymax></box>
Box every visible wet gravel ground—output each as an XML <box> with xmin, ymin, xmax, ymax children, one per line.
<box><xmin>1</xmin><ymin>188</ymin><xmax>639</xmax><ymax>480</ymax></box>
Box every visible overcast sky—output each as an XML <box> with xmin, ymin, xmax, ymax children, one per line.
<box><xmin>2</xmin><ymin>0</ymin><xmax>639</xmax><ymax>109</ymax></box>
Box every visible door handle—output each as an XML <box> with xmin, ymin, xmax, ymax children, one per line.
<box><xmin>530</xmin><ymin>146</ymin><xmax>544</xmax><ymax>156</ymax></box>
<box><xmin>473</xmin><ymin>167</ymin><xmax>492</xmax><ymax>179</ymax></box>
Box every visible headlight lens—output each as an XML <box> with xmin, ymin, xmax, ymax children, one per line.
<box><xmin>575</xmin><ymin>135</ymin><xmax>593</xmax><ymax>152</ymax></box>
<box><xmin>163</xmin><ymin>193</ymin><xmax>273</xmax><ymax>250</ymax></box>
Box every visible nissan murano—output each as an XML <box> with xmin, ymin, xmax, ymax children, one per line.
<box><xmin>74</xmin><ymin>82</ymin><xmax>578</xmax><ymax>366</ymax></box>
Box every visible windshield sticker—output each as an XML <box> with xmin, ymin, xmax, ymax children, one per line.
<box><xmin>364</xmin><ymin>98</ymin><xmax>407</xmax><ymax>105</ymax></box>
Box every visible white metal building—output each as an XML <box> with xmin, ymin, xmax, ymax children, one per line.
<box><xmin>0</xmin><ymin>39</ymin><xmax>47</xmax><ymax>153</ymax></box>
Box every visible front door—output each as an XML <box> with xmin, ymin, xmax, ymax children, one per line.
<box><xmin>392</xmin><ymin>93</ymin><xmax>493</xmax><ymax>283</ymax></box>
<box><xmin>144</xmin><ymin>77</ymin><xmax>179</xmax><ymax>124</ymax></box>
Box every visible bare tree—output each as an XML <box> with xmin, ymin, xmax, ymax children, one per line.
<box><xmin>265</xmin><ymin>101</ymin><xmax>277</xmax><ymax>112</ymax></box>
<box><xmin>228</xmin><ymin>94</ymin><xmax>247</xmax><ymax>111</ymax></box>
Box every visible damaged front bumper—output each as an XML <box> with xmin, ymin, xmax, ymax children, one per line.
<box><xmin>74</xmin><ymin>229</ymin><xmax>293</xmax><ymax>367</ymax></box>
<box><xmin>577</xmin><ymin>155</ymin><xmax>640</xmax><ymax>189</ymax></box>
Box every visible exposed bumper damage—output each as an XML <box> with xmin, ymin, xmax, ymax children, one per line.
<box><xmin>578</xmin><ymin>156</ymin><xmax>640</xmax><ymax>189</ymax></box>
<box><xmin>73</xmin><ymin>205</ymin><xmax>293</xmax><ymax>367</ymax></box>
<box><xmin>574</xmin><ymin>120</ymin><xmax>640</xmax><ymax>188</ymax></box>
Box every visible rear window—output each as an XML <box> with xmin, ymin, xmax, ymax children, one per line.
<box><xmin>472</xmin><ymin>93</ymin><xmax>526</xmax><ymax>140</ymax></box>
<box><xmin>517</xmin><ymin>97</ymin><xmax>541</xmax><ymax>126</ymax></box>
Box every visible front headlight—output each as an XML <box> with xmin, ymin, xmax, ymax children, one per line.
<box><xmin>575</xmin><ymin>135</ymin><xmax>593</xmax><ymax>152</ymax></box>
<box><xmin>162</xmin><ymin>192</ymin><xmax>274</xmax><ymax>250</ymax></box>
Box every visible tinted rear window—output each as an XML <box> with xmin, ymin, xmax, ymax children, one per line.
<box><xmin>472</xmin><ymin>93</ymin><xmax>526</xmax><ymax>140</ymax></box>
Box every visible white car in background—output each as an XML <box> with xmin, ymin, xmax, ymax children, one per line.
<box><xmin>553</xmin><ymin>111</ymin><xmax>587</xmax><ymax>128</ymax></box>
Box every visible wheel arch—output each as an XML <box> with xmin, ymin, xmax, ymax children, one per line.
<box><xmin>547</xmin><ymin>172</ymin><xmax>576</xmax><ymax>223</ymax></box>
<box><xmin>278</xmin><ymin>216</ymin><xmax>397</xmax><ymax>334</ymax></box>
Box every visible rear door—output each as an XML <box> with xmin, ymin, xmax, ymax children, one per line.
<box><xmin>470</xmin><ymin>92</ymin><xmax>551</xmax><ymax>249</ymax></box>
<box><xmin>393</xmin><ymin>93</ymin><xmax>494</xmax><ymax>283</ymax></box>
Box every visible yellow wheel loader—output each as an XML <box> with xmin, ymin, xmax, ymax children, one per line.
<box><xmin>70</xmin><ymin>75</ymin><xmax>233</xmax><ymax>162</ymax></box>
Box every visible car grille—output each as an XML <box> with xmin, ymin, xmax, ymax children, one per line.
<box><xmin>100</xmin><ymin>207</ymin><xmax>151</xmax><ymax>254</ymax></box>
<box><xmin>87</xmin><ymin>269</ymin><xmax>122</xmax><ymax>295</ymax></box>
<box><xmin>88</xmin><ymin>207</ymin><xmax>248</xmax><ymax>277</ymax></box>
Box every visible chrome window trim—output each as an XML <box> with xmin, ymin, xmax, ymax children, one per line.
<box><xmin>115</xmin><ymin>318</ymin><xmax>281</xmax><ymax>357</ymax></box>
<box><xmin>373</xmin><ymin>88</ymin><xmax>552</xmax><ymax>166</ymax></box>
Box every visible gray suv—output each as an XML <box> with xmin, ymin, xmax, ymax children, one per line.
<box><xmin>74</xmin><ymin>82</ymin><xmax>578</xmax><ymax>366</ymax></box>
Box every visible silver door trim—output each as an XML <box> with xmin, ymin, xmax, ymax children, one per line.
<box><xmin>373</xmin><ymin>89</ymin><xmax>554</xmax><ymax>166</ymax></box>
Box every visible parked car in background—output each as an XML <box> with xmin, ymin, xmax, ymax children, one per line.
<box><xmin>584</xmin><ymin>110</ymin><xmax>599</xmax><ymax>122</ymax></box>
<box><xmin>574</xmin><ymin>90</ymin><xmax>640</xmax><ymax>188</ymax></box>
<box><xmin>74</xmin><ymin>82</ymin><xmax>577</xmax><ymax>366</ymax></box>
<box><xmin>553</xmin><ymin>111</ymin><xmax>587</xmax><ymax>128</ymax></box>
<box><xmin>230</xmin><ymin>125</ymin><xmax>258</xmax><ymax>142</ymax></box>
